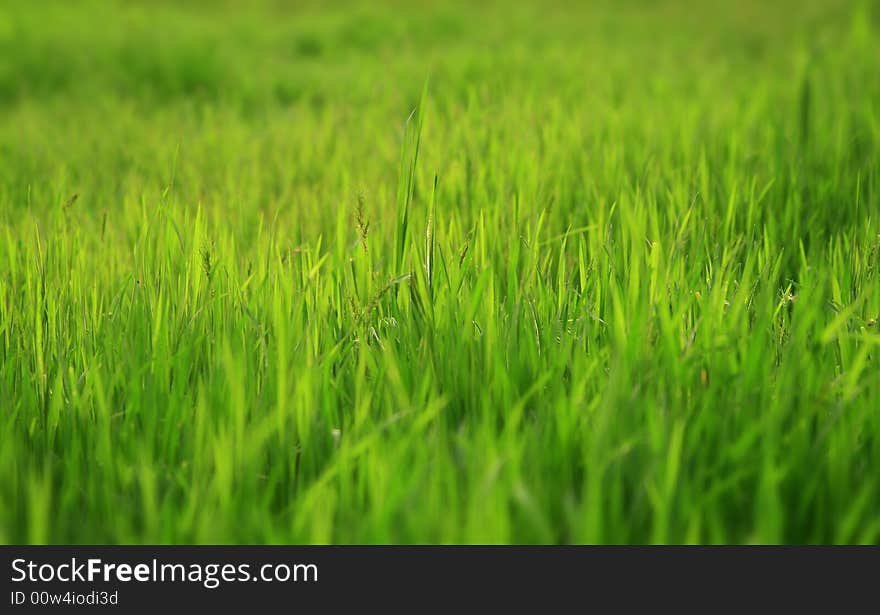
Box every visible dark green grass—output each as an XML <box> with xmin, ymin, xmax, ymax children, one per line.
<box><xmin>1</xmin><ymin>0</ymin><xmax>878</xmax><ymax>543</ymax></box>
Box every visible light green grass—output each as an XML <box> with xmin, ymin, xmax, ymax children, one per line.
<box><xmin>1</xmin><ymin>0</ymin><xmax>878</xmax><ymax>543</ymax></box>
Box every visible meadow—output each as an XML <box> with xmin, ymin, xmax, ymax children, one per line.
<box><xmin>0</xmin><ymin>0</ymin><xmax>878</xmax><ymax>543</ymax></box>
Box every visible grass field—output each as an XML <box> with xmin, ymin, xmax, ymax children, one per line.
<box><xmin>1</xmin><ymin>0</ymin><xmax>878</xmax><ymax>544</ymax></box>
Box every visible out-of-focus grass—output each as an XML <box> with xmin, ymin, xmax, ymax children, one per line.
<box><xmin>0</xmin><ymin>0</ymin><xmax>878</xmax><ymax>543</ymax></box>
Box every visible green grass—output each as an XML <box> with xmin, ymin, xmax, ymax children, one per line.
<box><xmin>1</xmin><ymin>0</ymin><xmax>878</xmax><ymax>544</ymax></box>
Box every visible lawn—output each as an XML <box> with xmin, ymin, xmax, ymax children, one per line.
<box><xmin>0</xmin><ymin>0</ymin><xmax>878</xmax><ymax>543</ymax></box>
